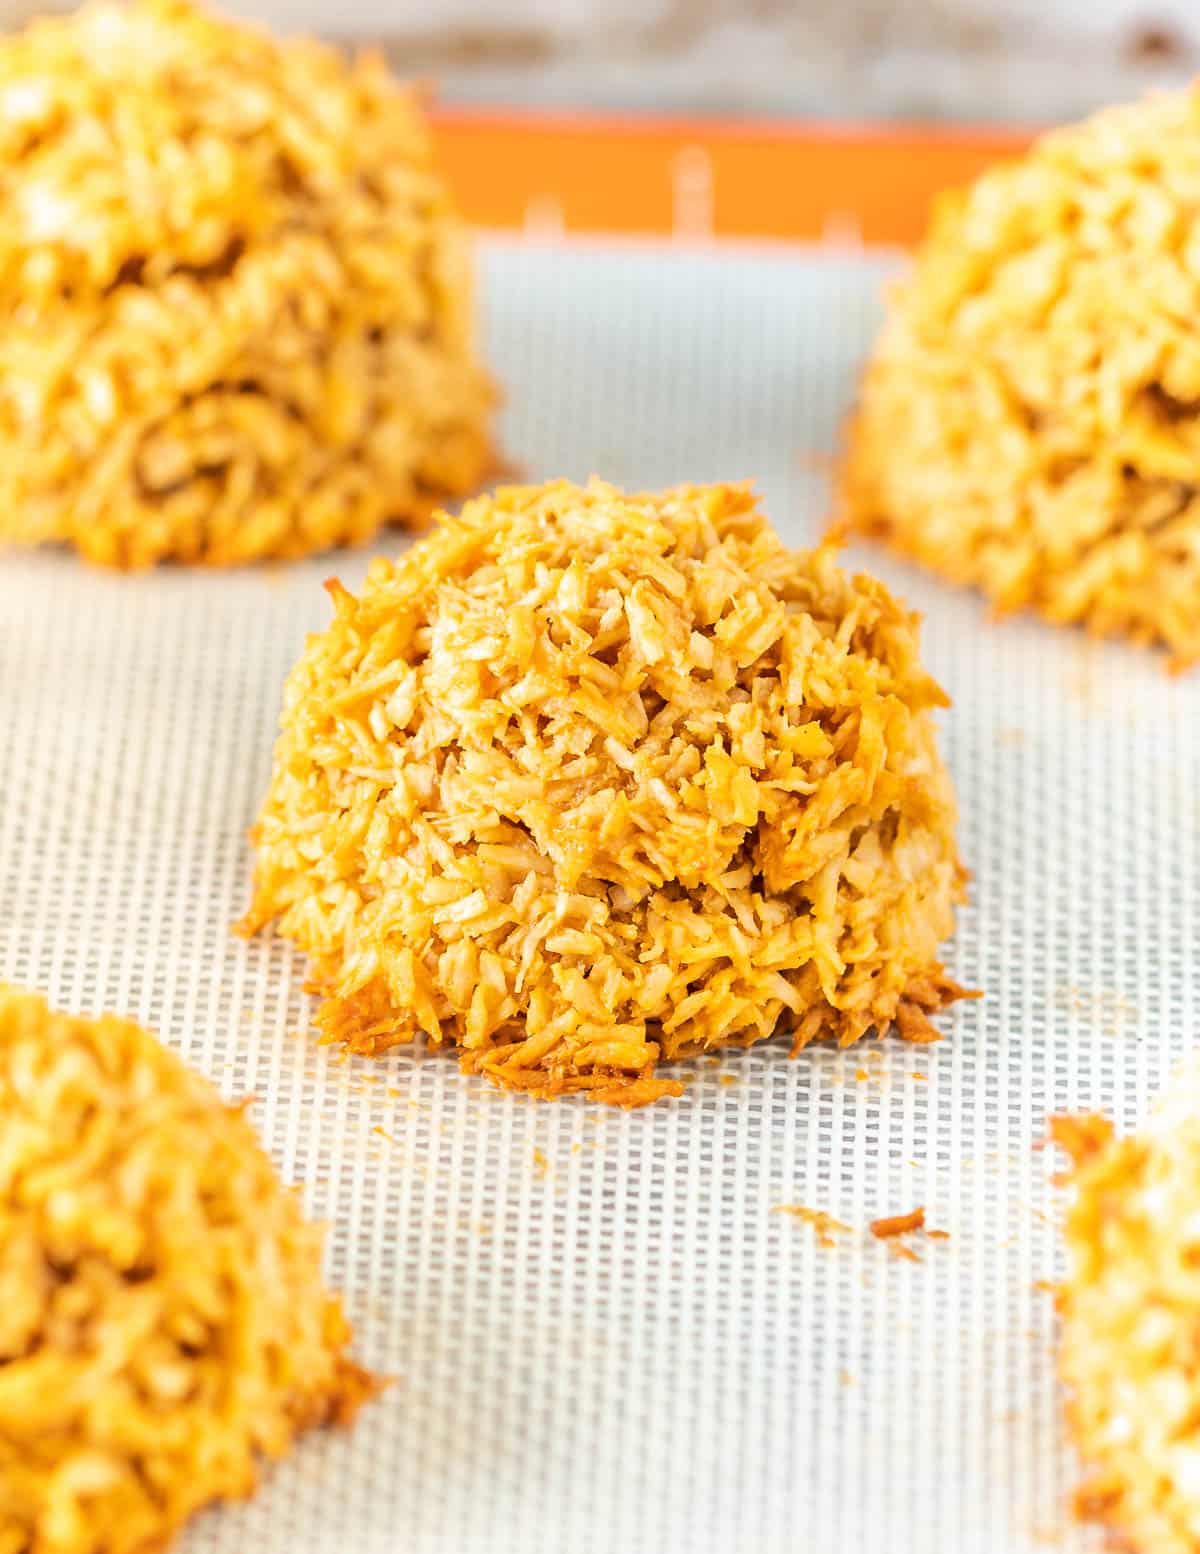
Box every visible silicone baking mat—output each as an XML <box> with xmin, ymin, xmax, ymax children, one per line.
<box><xmin>2</xmin><ymin>236</ymin><xmax>1196</xmax><ymax>1554</ymax></box>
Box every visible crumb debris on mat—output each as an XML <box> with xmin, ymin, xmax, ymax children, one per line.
<box><xmin>839</xmin><ymin>85</ymin><xmax>1200</xmax><ymax>668</ymax></box>
<box><xmin>0</xmin><ymin>0</ymin><xmax>495</xmax><ymax>567</ymax></box>
<box><xmin>887</xmin><ymin>1242</ymin><xmax>922</xmax><ymax>1264</ymax></box>
<box><xmin>1054</xmin><ymin>985</ymin><xmax>1139</xmax><ymax>1034</ymax></box>
<box><xmin>775</xmin><ymin>1206</ymin><xmax>852</xmax><ymax>1248</ymax></box>
<box><xmin>0</xmin><ymin>985</ymin><xmax>375</xmax><ymax>1554</ymax></box>
<box><xmin>870</xmin><ymin>1207</ymin><xmax>927</xmax><ymax>1239</ymax></box>
<box><xmin>1053</xmin><ymin>1087</ymin><xmax>1200</xmax><ymax>1554</ymax></box>
<box><xmin>243</xmin><ymin>478</ymin><xmax>971</xmax><ymax>1105</ymax></box>
<box><xmin>779</xmin><ymin>1202</ymin><xmax>948</xmax><ymax>1259</ymax></box>
<box><xmin>871</xmin><ymin>1206</ymin><xmax>950</xmax><ymax>1260</ymax></box>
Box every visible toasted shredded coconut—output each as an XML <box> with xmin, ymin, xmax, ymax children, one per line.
<box><xmin>0</xmin><ymin>985</ymin><xmax>374</xmax><ymax>1554</ymax></box>
<box><xmin>1055</xmin><ymin>1087</ymin><xmax>1200</xmax><ymax>1554</ymax></box>
<box><xmin>0</xmin><ymin>0</ymin><xmax>494</xmax><ymax>568</ymax></box>
<box><xmin>775</xmin><ymin>1207</ymin><xmax>852</xmax><ymax>1248</ymax></box>
<box><xmin>243</xmin><ymin>478</ymin><xmax>969</xmax><ymax>1105</ymax></box>
<box><xmin>840</xmin><ymin>88</ymin><xmax>1200</xmax><ymax>668</ymax></box>
<box><xmin>869</xmin><ymin>1207</ymin><xmax>926</xmax><ymax>1239</ymax></box>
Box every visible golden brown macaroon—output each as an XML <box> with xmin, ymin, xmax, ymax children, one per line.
<box><xmin>0</xmin><ymin>985</ymin><xmax>374</xmax><ymax>1554</ymax></box>
<box><xmin>1054</xmin><ymin>1087</ymin><xmax>1200</xmax><ymax>1554</ymax></box>
<box><xmin>0</xmin><ymin>0</ymin><xmax>495</xmax><ymax>568</ymax></box>
<box><xmin>242</xmin><ymin>478</ymin><xmax>971</xmax><ymax>1106</ymax></box>
<box><xmin>839</xmin><ymin>88</ymin><xmax>1200</xmax><ymax>668</ymax></box>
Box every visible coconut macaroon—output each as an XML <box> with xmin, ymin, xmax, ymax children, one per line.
<box><xmin>243</xmin><ymin>479</ymin><xmax>969</xmax><ymax>1105</ymax></box>
<box><xmin>840</xmin><ymin>88</ymin><xmax>1200</xmax><ymax>668</ymax></box>
<box><xmin>0</xmin><ymin>0</ymin><xmax>494</xmax><ymax>568</ymax></box>
<box><xmin>1054</xmin><ymin>1085</ymin><xmax>1200</xmax><ymax>1554</ymax></box>
<box><xmin>0</xmin><ymin>986</ymin><xmax>374</xmax><ymax>1554</ymax></box>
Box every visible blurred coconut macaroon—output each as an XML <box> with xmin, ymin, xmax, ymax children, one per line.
<box><xmin>0</xmin><ymin>985</ymin><xmax>375</xmax><ymax>1554</ymax></box>
<box><xmin>840</xmin><ymin>88</ymin><xmax>1200</xmax><ymax>669</ymax></box>
<box><xmin>0</xmin><ymin>0</ymin><xmax>495</xmax><ymax>567</ymax></box>
<box><xmin>242</xmin><ymin>478</ymin><xmax>972</xmax><ymax>1106</ymax></box>
<box><xmin>1055</xmin><ymin>1079</ymin><xmax>1200</xmax><ymax>1554</ymax></box>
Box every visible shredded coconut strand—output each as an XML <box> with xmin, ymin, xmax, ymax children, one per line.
<box><xmin>869</xmin><ymin>1207</ymin><xmax>926</xmax><ymax>1239</ymax></box>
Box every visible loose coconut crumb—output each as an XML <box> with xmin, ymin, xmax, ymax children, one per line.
<box><xmin>1054</xmin><ymin>1088</ymin><xmax>1200</xmax><ymax>1554</ymax></box>
<box><xmin>775</xmin><ymin>1207</ymin><xmax>852</xmax><ymax>1248</ymax></box>
<box><xmin>869</xmin><ymin>1207</ymin><xmax>926</xmax><ymax>1239</ymax></box>
<box><xmin>871</xmin><ymin>1206</ymin><xmax>941</xmax><ymax>1262</ymax></box>
<box><xmin>0</xmin><ymin>986</ymin><xmax>374</xmax><ymax>1554</ymax></box>
<box><xmin>840</xmin><ymin>87</ymin><xmax>1200</xmax><ymax>668</ymax></box>
<box><xmin>243</xmin><ymin>478</ymin><xmax>970</xmax><ymax>1104</ymax></box>
<box><xmin>780</xmin><ymin>1204</ymin><xmax>946</xmax><ymax>1257</ymax></box>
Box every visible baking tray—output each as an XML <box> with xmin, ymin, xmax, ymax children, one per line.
<box><xmin>2</xmin><ymin>234</ymin><xmax>1195</xmax><ymax>1554</ymax></box>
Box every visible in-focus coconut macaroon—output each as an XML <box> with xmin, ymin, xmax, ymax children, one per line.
<box><xmin>243</xmin><ymin>479</ymin><xmax>971</xmax><ymax>1106</ymax></box>
<box><xmin>1054</xmin><ymin>1084</ymin><xmax>1200</xmax><ymax>1554</ymax></box>
<box><xmin>0</xmin><ymin>0</ymin><xmax>494</xmax><ymax>568</ymax></box>
<box><xmin>0</xmin><ymin>985</ymin><xmax>374</xmax><ymax>1554</ymax></box>
<box><xmin>840</xmin><ymin>88</ymin><xmax>1200</xmax><ymax>668</ymax></box>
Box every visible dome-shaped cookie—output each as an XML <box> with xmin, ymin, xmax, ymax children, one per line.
<box><xmin>841</xmin><ymin>90</ymin><xmax>1200</xmax><ymax>667</ymax></box>
<box><xmin>1055</xmin><ymin>1082</ymin><xmax>1200</xmax><ymax>1554</ymax></box>
<box><xmin>0</xmin><ymin>0</ymin><xmax>494</xmax><ymax>566</ymax></box>
<box><xmin>244</xmin><ymin>479</ymin><xmax>969</xmax><ymax>1104</ymax></box>
<box><xmin>0</xmin><ymin>986</ymin><xmax>373</xmax><ymax>1554</ymax></box>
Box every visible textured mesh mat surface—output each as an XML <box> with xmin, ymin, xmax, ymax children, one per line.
<box><xmin>2</xmin><ymin>238</ymin><xmax>1197</xmax><ymax>1554</ymax></box>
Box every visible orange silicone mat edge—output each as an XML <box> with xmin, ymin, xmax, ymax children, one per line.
<box><xmin>429</xmin><ymin>106</ymin><xmax>1033</xmax><ymax>246</ymax></box>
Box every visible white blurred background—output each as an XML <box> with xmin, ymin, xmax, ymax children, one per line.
<box><xmin>2</xmin><ymin>0</ymin><xmax>1196</xmax><ymax>122</ymax></box>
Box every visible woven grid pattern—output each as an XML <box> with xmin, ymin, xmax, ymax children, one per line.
<box><xmin>1</xmin><ymin>239</ymin><xmax>1196</xmax><ymax>1554</ymax></box>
